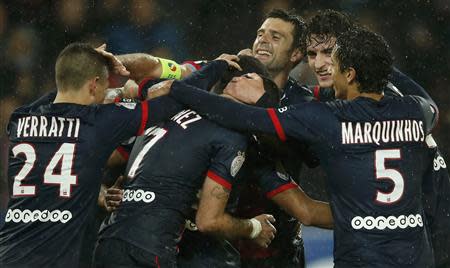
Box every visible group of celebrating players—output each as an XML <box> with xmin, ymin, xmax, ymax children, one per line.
<box><xmin>0</xmin><ymin>7</ymin><xmax>449</xmax><ymax>268</ymax></box>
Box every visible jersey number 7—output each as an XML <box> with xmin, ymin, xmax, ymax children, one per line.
<box><xmin>12</xmin><ymin>143</ymin><xmax>77</xmax><ymax>198</ymax></box>
<box><xmin>127</xmin><ymin>126</ymin><xmax>168</xmax><ymax>179</ymax></box>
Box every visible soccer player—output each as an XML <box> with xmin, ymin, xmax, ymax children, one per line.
<box><xmin>102</xmin><ymin>51</ymin><xmax>331</xmax><ymax>267</ymax></box>
<box><xmin>161</xmin><ymin>27</ymin><xmax>438</xmax><ymax>267</ymax></box>
<box><xmin>303</xmin><ymin>10</ymin><xmax>449</xmax><ymax>266</ymax></box>
<box><xmin>93</xmin><ymin>57</ymin><xmax>280</xmax><ymax>268</ymax></box>
<box><xmin>233</xmin><ymin>9</ymin><xmax>319</xmax><ymax>267</ymax></box>
<box><xmin>0</xmin><ymin>43</ymin><xmax>184</xmax><ymax>267</ymax></box>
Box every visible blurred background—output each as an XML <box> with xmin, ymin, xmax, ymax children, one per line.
<box><xmin>0</xmin><ymin>0</ymin><xmax>449</xmax><ymax>267</ymax></box>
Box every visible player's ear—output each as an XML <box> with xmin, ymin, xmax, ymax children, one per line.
<box><xmin>88</xmin><ymin>77</ymin><xmax>100</xmax><ymax>96</ymax></box>
<box><xmin>290</xmin><ymin>48</ymin><xmax>303</xmax><ymax>64</ymax></box>
<box><xmin>345</xmin><ymin>67</ymin><xmax>356</xmax><ymax>84</ymax></box>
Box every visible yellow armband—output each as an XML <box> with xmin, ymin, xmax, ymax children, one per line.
<box><xmin>158</xmin><ymin>57</ymin><xmax>182</xmax><ymax>79</ymax></box>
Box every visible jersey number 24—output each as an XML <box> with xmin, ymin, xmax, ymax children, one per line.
<box><xmin>12</xmin><ymin>143</ymin><xmax>77</xmax><ymax>198</ymax></box>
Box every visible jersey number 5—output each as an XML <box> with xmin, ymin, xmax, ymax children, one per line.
<box><xmin>12</xmin><ymin>143</ymin><xmax>77</xmax><ymax>198</ymax></box>
<box><xmin>375</xmin><ymin>149</ymin><xmax>404</xmax><ymax>204</ymax></box>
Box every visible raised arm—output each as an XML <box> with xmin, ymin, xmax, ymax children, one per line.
<box><xmin>390</xmin><ymin>67</ymin><xmax>437</xmax><ymax>109</ymax></box>
<box><xmin>169</xmin><ymin>79</ymin><xmax>278</xmax><ymax>136</ymax></box>
<box><xmin>117</xmin><ymin>53</ymin><xmax>193</xmax><ymax>85</ymax></box>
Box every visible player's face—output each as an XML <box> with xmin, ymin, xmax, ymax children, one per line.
<box><xmin>252</xmin><ymin>18</ymin><xmax>295</xmax><ymax>72</ymax></box>
<box><xmin>330</xmin><ymin>49</ymin><xmax>348</xmax><ymax>100</ymax></box>
<box><xmin>306</xmin><ymin>34</ymin><xmax>336</xmax><ymax>88</ymax></box>
<box><xmin>223</xmin><ymin>73</ymin><xmax>264</xmax><ymax>100</ymax></box>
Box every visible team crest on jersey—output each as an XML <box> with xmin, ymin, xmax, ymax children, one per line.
<box><xmin>230</xmin><ymin>151</ymin><xmax>245</xmax><ymax>177</ymax></box>
<box><xmin>276</xmin><ymin>171</ymin><xmax>292</xmax><ymax>182</ymax></box>
<box><xmin>115</xmin><ymin>101</ymin><xmax>137</xmax><ymax>110</ymax></box>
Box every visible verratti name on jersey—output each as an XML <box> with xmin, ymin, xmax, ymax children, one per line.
<box><xmin>15</xmin><ymin>115</ymin><xmax>80</xmax><ymax>139</ymax></box>
<box><xmin>341</xmin><ymin>119</ymin><xmax>425</xmax><ymax>145</ymax></box>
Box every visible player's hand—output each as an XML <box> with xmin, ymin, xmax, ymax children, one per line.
<box><xmin>103</xmin><ymin>87</ymin><xmax>124</xmax><ymax>104</ymax></box>
<box><xmin>104</xmin><ymin>176</ymin><xmax>125</xmax><ymax>212</ymax></box>
<box><xmin>224</xmin><ymin>72</ymin><xmax>265</xmax><ymax>104</ymax></box>
<box><xmin>253</xmin><ymin>214</ymin><xmax>277</xmax><ymax>248</ymax></box>
<box><xmin>146</xmin><ymin>80</ymin><xmax>174</xmax><ymax>99</ymax></box>
<box><xmin>215</xmin><ymin>53</ymin><xmax>242</xmax><ymax>71</ymax></box>
<box><xmin>95</xmin><ymin>44</ymin><xmax>130</xmax><ymax>76</ymax></box>
<box><xmin>237</xmin><ymin>48</ymin><xmax>253</xmax><ymax>57</ymax></box>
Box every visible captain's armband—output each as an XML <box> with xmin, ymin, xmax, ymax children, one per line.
<box><xmin>158</xmin><ymin>57</ymin><xmax>182</xmax><ymax>80</ymax></box>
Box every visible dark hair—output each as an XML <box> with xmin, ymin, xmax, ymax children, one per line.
<box><xmin>212</xmin><ymin>55</ymin><xmax>280</xmax><ymax>106</ymax></box>
<box><xmin>334</xmin><ymin>27</ymin><xmax>393</xmax><ymax>93</ymax></box>
<box><xmin>304</xmin><ymin>9</ymin><xmax>354</xmax><ymax>48</ymax></box>
<box><xmin>55</xmin><ymin>42</ymin><xmax>110</xmax><ymax>91</ymax></box>
<box><xmin>265</xmin><ymin>9</ymin><xmax>306</xmax><ymax>52</ymax></box>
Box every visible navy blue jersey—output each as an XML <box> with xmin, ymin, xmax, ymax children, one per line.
<box><xmin>280</xmin><ymin>77</ymin><xmax>314</xmax><ymax>107</ymax></box>
<box><xmin>98</xmin><ymin>109</ymin><xmax>247</xmax><ymax>264</ymax></box>
<box><xmin>0</xmin><ymin>92</ymin><xmax>182</xmax><ymax>267</ymax></box>
<box><xmin>169</xmin><ymin>81</ymin><xmax>438</xmax><ymax>267</ymax></box>
<box><xmin>234</xmin><ymin>78</ymin><xmax>312</xmax><ymax>262</ymax></box>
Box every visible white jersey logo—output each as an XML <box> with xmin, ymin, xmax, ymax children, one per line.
<box><xmin>122</xmin><ymin>189</ymin><xmax>156</xmax><ymax>203</ymax></box>
<box><xmin>5</xmin><ymin>209</ymin><xmax>72</xmax><ymax>223</ymax></box>
<box><xmin>230</xmin><ymin>151</ymin><xmax>245</xmax><ymax>177</ymax></box>
<box><xmin>351</xmin><ymin>214</ymin><xmax>423</xmax><ymax>230</ymax></box>
<box><xmin>115</xmin><ymin>102</ymin><xmax>137</xmax><ymax>110</ymax></box>
<box><xmin>434</xmin><ymin>155</ymin><xmax>447</xmax><ymax>171</ymax></box>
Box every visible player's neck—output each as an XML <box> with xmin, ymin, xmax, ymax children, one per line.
<box><xmin>54</xmin><ymin>89</ymin><xmax>92</xmax><ymax>105</ymax></box>
<box><xmin>270</xmin><ymin>70</ymin><xmax>289</xmax><ymax>90</ymax></box>
<box><xmin>349</xmin><ymin>91</ymin><xmax>383</xmax><ymax>101</ymax></box>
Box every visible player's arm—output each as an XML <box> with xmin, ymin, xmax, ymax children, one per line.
<box><xmin>270</xmin><ymin>187</ymin><xmax>333</xmax><ymax>229</ymax></box>
<box><xmin>117</xmin><ymin>53</ymin><xmax>193</xmax><ymax>85</ymax></box>
<box><xmin>390</xmin><ymin>67</ymin><xmax>435</xmax><ymax>105</ymax></box>
<box><xmin>167</xmin><ymin>78</ymin><xmax>323</xmax><ymax>143</ymax></box>
<box><xmin>169</xmin><ymin>79</ymin><xmax>277</xmax><ymax>134</ymax></box>
<box><xmin>196</xmin><ymin>177</ymin><xmax>276</xmax><ymax>248</ymax></box>
<box><xmin>258</xmin><ymin>167</ymin><xmax>333</xmax><ymax>229</ymax></box>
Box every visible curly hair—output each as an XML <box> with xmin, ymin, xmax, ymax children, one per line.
<box><xmin>265</xmin><ymin>9</ymin><xmax>306</xmax><ymax>52</ymax></box>
<box><xmin>304</xmin><ymin>9</ymin><xmax>354</xmax><ymax>48</ymax></box>
<box><xmin>334</xmin><ymin>27</ymin><xmax>393</xmax><ymax>93</ymax></box>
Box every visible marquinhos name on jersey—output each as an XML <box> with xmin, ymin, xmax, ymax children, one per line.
<box><xmin>341</xmin><ymin>119</ymin><xmax>425</xmax><ymax>145</ymax></box>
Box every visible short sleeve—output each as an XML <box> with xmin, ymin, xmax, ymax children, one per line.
<box><xmin>256</xmin><ymin>164</ymin><xmax>298</xmax><ymax>199</ymax></box>
<box><xmin>207</xmin><ymin>130</ymin><xmax>248</xmax><ymax>190</ymax></box>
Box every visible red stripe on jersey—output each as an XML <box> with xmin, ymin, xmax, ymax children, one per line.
<box><xmin>137</xmin><ymin>101</ymin><xmax>149</xmax><ymax>136</ymax></box>
<box><xmin>138</xmin><ymin>78</ymin><xmax>153</xmax><ymax>100</ymax></box>
<box><xmin>207</xmin><ymin>170</ymin><xmax>232</xmax><ymax>190</ymax></box>
<box><xmin>155</xmin><ymin>256</ymin><xmax>160</xmax><ymax>268</ymax></box>
<box><xmin>266</xmin><ymin>108</ymin><xmax>287</xmax><ymax>142</ymax></box>
<box><xmin>266</xmin><ymin>182</ymin><xmax>298</xmax><ymax>199</ymax></box>
<box><xmin>182</xmin><ymin>60</ymin><xmax>202</xmax><ymax>71</ymax></box>
<box><xmin>116</xmin><ymin>146</ymin><xmax>130</xmax><ymax>161</ymax></box>
<box><xmin>313</xmin><ymin>85</ymin><xmax>320</xmax><ymax>100</ymax></box>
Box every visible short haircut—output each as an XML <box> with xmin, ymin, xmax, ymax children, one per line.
<box><xmin>304</xmin><ymin>9</ymin><xmax>354</xmax><ymax>47</ymax></box>
<box><xmin>55</xmin><ymin>43</ymin><xmax>110</xmax><ymax>91</ymax></box>
<box><xmin>334</xmin><ymin>27</ymin><xmax>393</xmax><ymax>93</ymax></box>
<box><xmin>265</xmin><ymin>9</ymin><xmax>306</xmax><ymax>53</ymax></box>
<box><xmin>212</xmin><ymin>55</ymin><xmax>280</xmax><ymax>106</ymax></box>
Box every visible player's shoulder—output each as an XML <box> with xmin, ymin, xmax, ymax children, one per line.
<box><xmin>282</xmin><ymin>78</ymin><xmax>313</xmax><ymax>100</ymax></box>
<box><xmin>285</xmin><ymin>77</ymin><xmax>311</xmax><ymax>93</ymax></box>
<box><xmin>208</xmin><ymin>121</ymin><xmax>248</xmax><ymax>145</ymax></box>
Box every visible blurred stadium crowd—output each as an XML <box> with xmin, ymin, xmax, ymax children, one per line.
<box><xmin>0</xmin><ymin>0</ymin><xmax>449</xmax><ymax>194</ymax></box>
